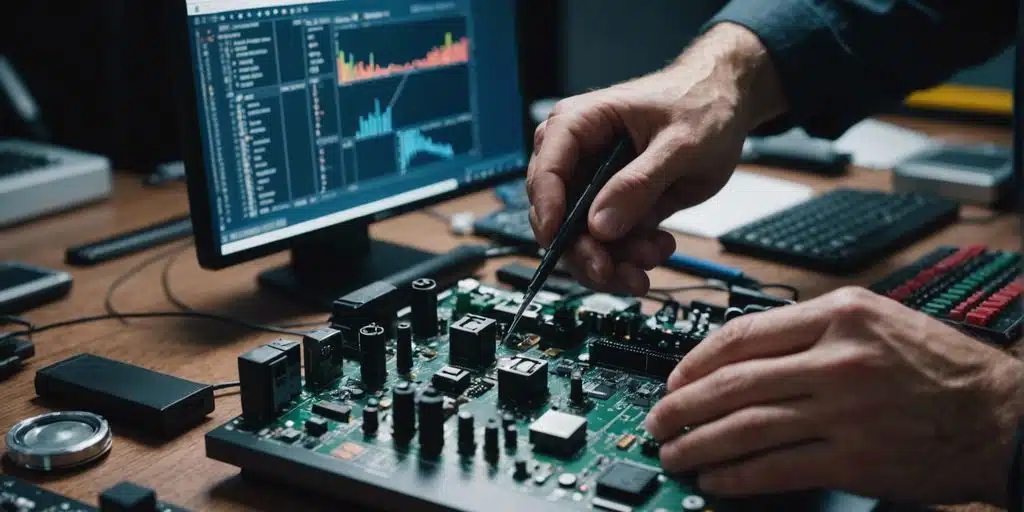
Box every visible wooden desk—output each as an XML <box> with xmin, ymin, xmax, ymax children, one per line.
<box><xmin>1</xmin><ymin>117</ymin><xmax>1018</xmax><ymax>511</ymax></box>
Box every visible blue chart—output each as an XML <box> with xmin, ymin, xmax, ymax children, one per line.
<box><xmin>356</xmin><ymin>99</ymin><xmax>393</xmax><ymax>139</ymax></box>
<box><xmin>397</xmin><ymin>129</ymin><xmax>455</xmax><ymax>172</ymax></box>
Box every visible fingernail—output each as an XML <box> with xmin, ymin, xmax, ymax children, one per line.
<box><xmin>594</xmin><ymin>208</ymin><xmax>625</xmax><ymax>238</ymax></box>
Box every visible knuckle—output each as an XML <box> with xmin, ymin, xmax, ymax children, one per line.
<box><xmin>830</xmin><ymin>286</ymin><xmax>878</xmax><ymax>318</ymax></box>
<box><xmin>709</xmin><ymin>367</ymin><xmax>750</xmax><ymax>399</ymax></box>
<box><xmin>615</xmin><ymin>170</ymin><xmax>658</xmax><ymax>198</ymax></box>
<box><xmin>712</xmin><ymin>316</ymin><xmax>754</xmax><ymax>350</ymax></box>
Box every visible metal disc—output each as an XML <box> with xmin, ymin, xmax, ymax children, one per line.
<box><xmin>5</xmin><ymin>411</ymin><xmax>112</xmax><ymax>471</ymax></box>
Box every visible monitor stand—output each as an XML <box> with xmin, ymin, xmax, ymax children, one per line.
<box><xmin>257</xmin><ymin>224</ymin><xmax>435</xmax><ymax>310</ymax></box>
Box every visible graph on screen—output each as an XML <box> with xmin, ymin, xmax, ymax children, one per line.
<box><xmin>336</xmin><ymin>17</ymin><xmax>470</xmax><ymax>86</ymax></box>
<box><xmin>398</xmin><ymin>128</ymin><xmax>455</xmax><ymax>172</ymax></box>
<box><xmin>356</xmin><ymin>99</ymin><xmax>394</xmax><ymax>139</ymax></box>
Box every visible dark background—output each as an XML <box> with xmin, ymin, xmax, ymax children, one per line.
<box><xmin>0</xmin><ymin>0</ymin><xmax>1013</xmax><ymax>171</ymax></box>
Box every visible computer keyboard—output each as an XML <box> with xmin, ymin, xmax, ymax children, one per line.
<box><xmin>718</xmin><ymin>188</ymin><xmax>961</xmax><ymax>274</ymax></box>
<box><xmin>0</xmin><ymin>149</ymin><xmax>52</xmax><ymax>177</ymax></box>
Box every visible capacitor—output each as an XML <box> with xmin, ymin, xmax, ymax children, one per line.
<box><xmin>410</xmin><ymin>278</ymin><xmax>439</xmax><ymax>338</ymax></box>
<box><xmin>362</xmin><ymin>402</ymin><xmax>379</xmax><ymax>436</ymax></box>
<box><xmin>418</xmin><ymin>387</ymin><xmax>444</xmax><ymax>458</ymax></box>
<box><xmin>513</xmin><ymin>457</ymin><xmax>530</xmax><ymax>480</ymax></box>
<box><xmin>396</xmin><ymin>322</ymin><xmax>414</xmax><ymax>375</ymax></box>
<box><xmin>504</xmin><ymin>424</ymin><xmax>518</xmax><ymax>450</ymax></box>
<box><xmin>392</xmin><ymin>381</ymin><xmax>417</xmax><ymax>443</ymax></box>
<box><xmin>656</xmin><ymin>301</ymin><xmax>681</xmax><ymax>324</ymax></box>
<box><xmin>359</xmin><ymin>323</ymin><xmax>387</xmax><ymax>388</ymax></box>
<box><xmin>457</xmin><ymin>410</ymin><xmax>475</xmax><ymax>455</ymax></box>
<box><xmin>501</xmin><ymin>412</ymin><xmax>515</xmax><ymax>428</ymax></box>
<box><xmin>484</xmin><ymin>418</ymin><xmax>500</xmax><ymax>462</ymax></box>
<box><xmin>570</xmin><ymin>370</ymin><xmax>585</xmax><ymax>404</ymax></box>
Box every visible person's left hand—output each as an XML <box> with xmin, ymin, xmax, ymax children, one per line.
<box><xmin>643</xmin><ymin>286</ymin><xmax>1024</xmax><ymax>506</ymax></box>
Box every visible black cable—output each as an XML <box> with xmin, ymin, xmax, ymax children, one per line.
<box><xmin>105</xmin><ymin>240</ymin><xmax>195</xmax><ymax>323</ymax></box>
<box><xmin>0</xmin><ymin>315</ymin><xmax>34</xmax><ymax>343</ymax></box>
<box><xmin>159</xmin><ymin>242</ymin><xmax>326</xmax><ymax>330</ymax></box>
<box><xmin>758</xmin><ymin>283</ymin><xmax>801</xmax><ymax>301</ymax></box>
<box><xmin>0</xmin><ymin>311</ymin><xmax>308</xmax><ymax>345</ymax></box>
<box><xmin>211</xmin><ymin>381</ymin><xmax>241</xmax><ymax>391</ymax></box>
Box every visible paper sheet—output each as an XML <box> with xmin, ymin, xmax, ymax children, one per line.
<box><xmin>834</xmin><ymin>119</ymin><xmax>938</xmax><ymax>170</ymax></box>
<box><xmin>659</xmin><ymin>170</ymin><xmax>814</xmax><ymax>239</ymax></box>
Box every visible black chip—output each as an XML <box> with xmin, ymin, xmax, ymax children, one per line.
<box><xmin>586</xmin><ymin>383</ymin><xmax>614</xmax><ymax>400</ymax></box>
<box><xmin>431</xmin><ymin>365</ymin><xmax>472</xmax><ymax>395</ymax></box>
<box><xmin>305</xmin><ymin>416</ymin><xmax>329</xmax><ymax>437</ymax></box>
<box><xmin>278</xmin><ymin>428</ymin><xmax>302</xmax><ymax>444</ymax></box>
<box><xmin>312</xmin><ymin>401</ymin><xmax>352</xmax><ymax>422</ymax></box>
<box><xmin>596</xmin><ymin>461</ymin><xmax>660</xmax><ymax>505</ymax></box>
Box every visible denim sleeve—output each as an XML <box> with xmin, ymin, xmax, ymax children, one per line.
<box><xmin>704</xmin><ymin>0</ymin><xmax>1017</xmax><ymax>138</ymax></box>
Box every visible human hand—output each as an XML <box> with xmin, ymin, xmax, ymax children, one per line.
<box><xmin>526</xmin><ymin>23</ymin><xmax>787</xmax><ymax>296</ymax></box>
<box><xmin>643</xmin><ymin>287</ymin><xmax>1024</xmax><ymax>506</ymax></box>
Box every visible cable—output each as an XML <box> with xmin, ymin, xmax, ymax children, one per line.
<box><xmin>159</xmin><ymin>242</ymin><xmax>326</xmax><ymax>330</ymax></box>
<box><xmin>757</xmin><ymin>283</ymin><xmax>800</xmax><ymax>301</ymax></box>
<box><xmin>211</xmin><ymin>381</ymin><xmax>241</xmax><ymax>391</ymax></box>
<box><xmin>105</xmin><ymin>240</ymin><xmax>195</xmax><ymax>323</ymax></box>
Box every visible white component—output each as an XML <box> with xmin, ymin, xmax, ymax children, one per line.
<box><xmin>0</xmin><ymin>139</ymin><xmax>112</xmax><ymax>227</ymax></box>
<box><xmin>449</xmin><ymin>211</ymin><xmax>476</xmax><ymax>235</ymax></box>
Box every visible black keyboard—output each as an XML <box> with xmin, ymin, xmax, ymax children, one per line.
<box><xmin>0</xmin><ymin>149</ymin><xmax>52</xmax><ymax>177</ymax></box>
<box><xmin>718</xmin><ymin>188</ymin><xmax>961</xmax><ymax>274</ymax></box>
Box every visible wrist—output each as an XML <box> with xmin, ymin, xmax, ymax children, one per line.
<box><xmin>978</xmin><ymin>357</ymin><xmax>1024</xmax><ymax>507</ymax></box>
<box><xmin>677</xmin><ymin>22</ymin><xmax>788</xmax><ymax>132</ymax></box>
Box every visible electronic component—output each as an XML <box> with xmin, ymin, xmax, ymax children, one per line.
<box><xmin>418</xmin><ymin>387</ymin><xmax>445</xmax><ymax>458</ymax></box>
<box><xmin>457</xmin><ymin>411</ymin><xmax>476</xmax><ymax>455</ymax></box>
<box><xmin>5</xmin><ymin>411</ymin><xmax>112</xmax><ymax>471</ymax></box>
<box><xmin>513</xmin><ymin>457</ymin><xmax>530</xmax><ymax>480</ymax></box>
<box><xmin>312</xmin><ymin>401</ymin><xmax>351</xmax><ymax>423</ymax></box>
<box><xmin>492</xmin><ymin>298</ymin><xmax>543</xmax><ymax>331</ymax></box>
<box><xmin>359</xmin><ymin>323</ymin><xmax>387</xmax><ymax>388</ymax></box>
<box><xmin>616</xmin><ymin>434</ymin><xmax>636</xmax><ymax>450</ymax></box>
<box><xmin>34</xmin><ymin>353</ymin><xmax>215</xmax><ymax>437</ymax></box>
<box><xmin>718</xmin><ymin>188</ymin><xmax>960</xmax><ymax>274</ymax></box>
<box><xmin>237</xmin><ymin>341</ymin><xmax>301</xmax><ymax>426</ymax></box>
<box><xmin>449</xmin><ymin>314</ymin><xmax>497</xmax><ymax>370</ymax></box>
<box><xmin>870</xmin><ymin>246</ymin><xmax>1022</xmax><ymax>345</ymax></box>
<box><xmin>497</xmin><ymin>356</ymin><xmax>548</xmax><ymax>404</ymax></box>
<box><xmin>330</xmin><ymin>281</ymin><xmax>401</xmax><ymax>358</ymax></box>
<box><xmin>484</xmin><ymin>418</ymin><xmax>500</xmax><ymax>462</ymax></box>
<box><xmin>65</xmin><ymin>215</ymin><xmax>193</xmax><ymax>268</ymax></box>
<box><xmin>410</xmin><ymin>278</ymin><xmax>439</xmax><ymax>338</ymax></box>
<box><xmin>302</xmin><ymin>327</ymin><xmax>344</xmax><ymax>390</ymax></box>
<box><xmin>893</xmin><ymin>143</ymin><xmax>1015</xmax><ymax>206</ymax></box>
<box><xmin>586</xmin><ymin>383</ymin><xmax>614</xmax><ymax>401</ymax></box>
<box><xmin>504</xmin><ymin>424</ymin><xmax>518</xmax><ymax>450</ymax></box>
<box><xmin>589</xmin><ymin>338</ymin><xmax>684</xmax><ymax>379</ymax></box>
<box><xmin>596</xmin><ymin>461</ymin><xmax>661</xmax><ymax>506</ymax></box>
<box><xmin>529</xmin><ymin>410</ymin><xmax>587</xmax><ymax>457</ymax></box>
<box><xmin>0</xmin><ymin>477</ymin><xmax>190</xmax><ymax>512</ymax></box>
<box><xmin>98</xmin><ymin>481</ymin><xmax>163</xmax><ymax>512</ymax></box>
<box><xmin>305</xmin><ymin>416</ymin><xmax>329</xmax><ymax>437</ymax></box>
<box><xmin>570</xmin><ymin>371</ymin><xmax>585</xmax><ymax>404</ymax></box>
<box><xmin>0</xmin><ymin>336</ymin><xmax>34</xmax><ymax>381</ymax></box>
<box><xmin>431</xmin><ymin>365</ymin><xmax>472</xmax><ymax>395</ymax></box>
<box><xmin>580</xmin><ymin>293</ymin><xmax>641</xmax><ymax>317</ymax></box>
<box><xmin>362</xmin><ymin>402</ymin><xmax>379</xmax><ymax>436</ymax></box>
<box><xmin>396</xmin><ymin>321</ymin><xmax>414</xmax><ymax>375</ymax></box>
<box><xmin>392</xmin><ymin>382</ymin><xmax>416</xmax><ymax>443</ymax></box>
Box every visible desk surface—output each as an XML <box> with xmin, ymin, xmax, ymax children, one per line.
<box><xmin>1</xmin><ymin>117</ymin><xmax>1019</xmax><ymax>511</ymax></box>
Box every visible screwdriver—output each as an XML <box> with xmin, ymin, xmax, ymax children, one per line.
<box><xmin>501</xmin><ymin>136</ymin><xmax>636</xmax><ymax>345</ymax></box>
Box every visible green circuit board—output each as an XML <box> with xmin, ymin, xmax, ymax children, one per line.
<box><xmin>211</xmin><ymin>279</ymin><xmax>727</xmax><ymax>511</ymax></box>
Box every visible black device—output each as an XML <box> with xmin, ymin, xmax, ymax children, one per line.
<box><xmin>64</xmin><ymin>215</ymin><xmax>193</xmax><ymax>267</ymax></box>
<box><xmin>496</xmin><ymin>262</ymin><xmax>588</xmax><ymax>296</ymax></box>
<box><xmin>718</xmin><ymin>188</ymin><xmax>961</xmax><ymax>274</ymax></box>
<box><xmin>0</xmin><ymin>476</ymin><xmax>191</xmax><ymax>512</ymax></box>
<box><xmin>0</xmin><ymin>261</ymin><xmax>72</xmax><ymax>315</ymax></box>
<box><xmin>0</xmin><ymin>336</ymin><xmax>34</xmax><ymax>379</ymax></box>
<box><xmin>742</xmin><ymin>131</ymin><xmax>851</xmax><ymax>176</ymax></box>
<box><xmin>34</xmin><ymin>354</ymin><xmax>215</xmax><ymax>438</ymax></box>
<box><xmin>205</xmin><ymin>276</ymin><xmax>877</xmax><ymax>511</ymax></box>
<box><xmin>503</xmin><ymin>137</ymin><xmax>636</xmax><ymax>343</ymax></box>
<box><xmin>474</xmin><ymin>208</ymin><xmax>537</xmax><ymax>249</ymax></box>
<box><xmin>869</xmin><ymin>245</ymin><xmax>1022</xmax><ymax>345</ymax></box>
<box><xmin>165</xmin><ymin>0</ymin><xmax>531</xmax><ymax>308</ymax></box>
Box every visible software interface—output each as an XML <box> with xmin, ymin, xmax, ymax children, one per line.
<box><xmin>185</xmin><ymin>0</ymin><xmax>527</xmax><ymax>254</ymax></box>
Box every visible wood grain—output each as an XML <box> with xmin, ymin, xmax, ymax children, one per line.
<box><xmin>0</xmin><ymin>117</ymin><xmax>1017</xmax><ymax>511</ymax></box>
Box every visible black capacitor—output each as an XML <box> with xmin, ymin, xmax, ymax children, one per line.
<box><xmin>396</xmin><ymin>321</ymin><xmax>414</xmax><ymax>375</ymax></box>
<box><xmin>363</xmin><ymin>402</ymin><xmax>379</xmax><ymax>435</ymax></box>
<box><xmin>392</xmin><ymin>381</ymin><xmax>417</xmax><ymax>442</ymax></box>
<box><xmin>514</xmin><ymin>457</ymin><xmax>530</xmax><ymax>480</ymax></box>
<box><xmin>359</xmin><ymin>323</ymin><xmax>387</xmax><ymax>388</ymax></box>
<box><xmin>501</xmin><ymin>412</ymin><xmax>515</xmax><ymax>428</ymax></box>
<box><xmin>457</xmin><ymin>410</ymin><xmax>475</xmax><ymax>455</ymax></box>
<box><xmin>410</xmin><ymin>278</ymin><xmax>439</xmax><ymax>338</ymax></box>
<box><xmin>484</xmin><ymin>418</ymin><xmax>500</xmax><ymax>461</ymax></box>
<box><xmin>504</xmin><ymin>424</ymin><xmax>518</xmax><ymax>450</ymax></box>
<box><xmin>570</xmin><ymin>370</ymin><xmax>585</xmax><ymax>404</ymax></box>
<box><xmin>418</xmin><ymin>386</ymin><xmax>444</xmax><ymax>458</ymax></box>
<box><xmin>554</xmin><ymin>303</ymin><xmax>574</xmax><ymax>330</ymax></box>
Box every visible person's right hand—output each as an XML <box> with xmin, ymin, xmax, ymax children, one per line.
<box><xmin>526</xmin><ymin>23</ymin><xmax>787</xmax><ymax>295</ymax></box>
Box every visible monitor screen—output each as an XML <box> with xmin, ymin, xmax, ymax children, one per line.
<box><xmin>183</xmin><ymin>0</ymin><xmax>526</xmax><ymax>257</ymax></box>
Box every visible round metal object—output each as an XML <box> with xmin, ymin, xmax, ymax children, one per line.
<box><xmin>682</xmin><ymin>495</ymin><xmax>707</xmax><ymax>510</ymax></box>
<box><xmin>557</xmin><ymin>473</ymin><xmax>578</xmax><ymax>488</ymax></box>
<box><xmin>5</xmin><ymin>411</ymin><xmax>112</xmax><ymax>471</ymax></box>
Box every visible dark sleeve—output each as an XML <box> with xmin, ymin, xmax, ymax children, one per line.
<box><xmin>704</xmin><ymin>0</ymin><xmax>1017</xmax><ymax>139</ymax></box>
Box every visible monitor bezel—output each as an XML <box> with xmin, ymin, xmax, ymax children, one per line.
<box><xmin>166</xmin><ymin>0</ymin><xmax>533</xmax><ymax>270</ymax></box>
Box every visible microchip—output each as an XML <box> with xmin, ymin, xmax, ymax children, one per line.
<box><xmin>586</xmin><ymin>383</ymin><xmax>614</xmax><ymax>401</ymax></box>
<box><xmin>552</xmin><ymin>363</ymin><xmax>573</xmax><ymax>377</ymax></box>
<box><xmin>616</xmin><ymin>434</ymin><xmax>636</xmax><ymax>450</ymax></box>
<box><xmin>596</xmin><ymin>461</ymin><xmax>660</xmax><ymax>505</ymax></box>
<box><xmin>580</xmin><ymin>294</ymin><xmax>641</xmax><ymax>316</ymax></box>
<box><xmin>305</xmin><ymin>417</ymin><xmax>329</xmax><ymax>437</ymax></box>
<box><xmin>529</xmin><ymin>410</ymin><xmax>587</xmax><ymax>456</ymax></box>
<box><xmin>277</xmin><ymin>428</ymin><xmax>302</xmax><ymax>444</ymax></box>
<box><xmin>312</xmin><ymin>401</ymin><xmax>351</xmax><ymax>423</ymax></box>
<box><xmin>431</xmin><ymin>365</ymin><xmax>472</xmax><ymax>395</ymax></box>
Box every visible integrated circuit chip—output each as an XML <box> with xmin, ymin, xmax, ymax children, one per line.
<box><xmin>528</xmin><ymin>410</ymin><xmax>587</xmax><ymax>456</ymax></box>
<box><xmin>596</xmin><ymin>461</ymin><xmax>660</xmax><ymax>505</ymax></box>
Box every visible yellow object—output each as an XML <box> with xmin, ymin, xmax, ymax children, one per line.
<box><xmin>616</xmin><ymin>434</ymin><xmax>637</xmax><ymax>450</ymax></box>
<box><xmin>906</xmin><ymin>84</ymin><xmax>1013</xmax><ymax>115</ymax></box>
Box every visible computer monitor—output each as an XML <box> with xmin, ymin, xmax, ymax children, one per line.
<box><xmin>168</xmin><ymin>0</ymin><xmax>529</xmax><ymax>306</ymax></box>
